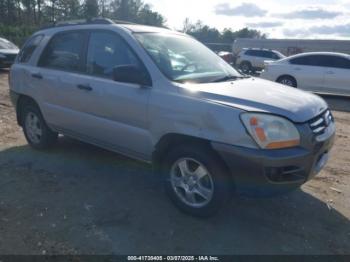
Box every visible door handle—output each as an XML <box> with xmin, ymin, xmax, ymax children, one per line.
<box><xmin>77</xmin><ymin>84</ymin><xmax>93</xmax><ymax>91</ymax></box>
<box><xmin>31</xmin><ymin>73</ymin><xmax>43</xmax><ymax>79</ymax></box>
<box><xmin>326</xmin><ymin>71</ymin><xmax>335</xmax><ymax>75</ymax></box>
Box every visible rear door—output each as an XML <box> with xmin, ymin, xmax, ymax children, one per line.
<box><xmin>322</xmin><ymin>55</ymin><xmax>350</xmax><ymax>95</ymax></box>
<box><xmin>242</xmin><ymin>50</ymin><xmax>258</xmax><ymax>67</ymax></box>
<box><xmin>288</xmin><ymin>55</ymin><xmax>327</xmax><ymax>92</ymax></box>
<box><xmin>251</xmin><ymin>51</ymin><xmax>277</xmax><ymax>69</ymax></box>
<box><xmin>10</xmin><ymin>34</ymin><xmax>44</xmax><ymax>97</ymax></box>
<box><xmin>33</xmin><ymin>30</ymin><xmax>90</xmax><ymax>134</ymax></box>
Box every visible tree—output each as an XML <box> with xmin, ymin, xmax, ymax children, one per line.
<box><xmin>137</xmin><ymin>4</ymin><xmax>165</xmax><ymax>26</ymax></box>
<box><xmin>182</xmin><ymin>18</ymin><xmax>194</xmax><ymax>33</ymax></box>
<box><xmin>84</xmin><ymin>0</ymin><xmax>99</xmax><ymax>19</ymax></box>
<box><xmin>56</xmin><ymin>0</ymin><xmax>81</xmax><ymax>21</ymax></box>
<box><xmin>109</xmin><ymin>0</ymin><xmax>165</xmax><ymax>26</ymax></box>
<box><xmin>0</xmin><ymin>0</ymin><xmax>264</xmax><ymax>48</ymax></box>
<box><xmin>182</xmin><ymin>19</ymin><xmax>266</xmax><ymax>46</ymax></box>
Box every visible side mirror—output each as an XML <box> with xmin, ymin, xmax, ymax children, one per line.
<box><xmin>112</xmin><ymin>65</ymin><xmax>151</xmax><ymax>87</ymax></box>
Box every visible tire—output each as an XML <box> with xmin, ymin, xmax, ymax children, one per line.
<box><xmin>239</xmin><ymin>61</ymin><xmax>252</xmax><ymax>74</ymax></box>
<box><xmin>161</xmin><ymin>144</ymin><xmax>232</xmax><ymax>217</ymax></box>
<box><xmin>277</xmin><ymin>76</ymin><xmax>297</xmax><ymax>88</ymax></box>
<box><xmin>21</xmin><ymin>103</ymin><xmax>58</xmax><ymax>150</ymax></box>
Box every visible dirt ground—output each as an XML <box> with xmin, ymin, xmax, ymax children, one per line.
<box><xmin>0</xmin><ymin>69</ymin><xmax>349</xmax><ymax>255</ymax></box>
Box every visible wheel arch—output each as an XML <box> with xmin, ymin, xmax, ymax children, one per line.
<box><xmin>16</xmin><ymin>95</ymin><xmax>40</xmax><ymax>126</ymax></box>
<box><xmin>276</xmin><ymin>74</ymin><xmax>297</xmax><ymax>87</ymax></box>
<box><xmin>152</xmin><ymin>133</ymin><xmax>231</xmax><ymax>179</ymax></box>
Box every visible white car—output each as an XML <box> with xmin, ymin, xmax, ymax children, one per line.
<box><xmin>236</xmin><ymin>48</ymin><xmax>285</xmax><ymax>73</ymax></box>
<box><xmin>260</xmin><ymin>52</ymin><xmax>350</xmax><ymax>96</ymax></box>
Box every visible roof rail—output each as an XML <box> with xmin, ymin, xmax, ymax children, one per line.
<box><xmin>39</xmin><ymin>18</ymin><xmax>113</xmax><ymax>30</ymax></box>
<box><xmin>55</xmin><ymin>17</ymin><xmax>114</xmax><ymax>26</ymax></box>
<box><xmin>40</xmin><ymin>17</ymin><xmax>136</xmax><ymax>30</ymax></box>
<box><xmin>113</xmin><ymin>19</ymin><xmax>137</xmax><ymax>25</ymax></box>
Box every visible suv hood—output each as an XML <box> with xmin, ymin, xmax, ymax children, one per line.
<box><xmin>179</xmin><ymin>78</ymin><xmax>328</xmax><ymax>123</ymax></box>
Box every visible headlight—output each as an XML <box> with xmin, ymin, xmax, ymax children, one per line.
<box><xmin>0</xmin><ymin>53</ymin><xmax>5</xmax><ymax>58</ymax></box>
<box><xmin>241</xmin><ymin>113</ymin><xmax>300</xmax><ymax>149</ymax></box>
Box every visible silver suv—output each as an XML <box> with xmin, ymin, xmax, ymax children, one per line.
<box><xmin>236</xmin><ymin>48</ymin><xmax>285</xmax><ymax>73</ymax></box>
<box><xmin>9</xmin><ymin>19</ymin><xmax>335</xmax><ymax>216</ymax></box>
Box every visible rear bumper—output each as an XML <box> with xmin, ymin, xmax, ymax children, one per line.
<box><xmin>211</xmin><ymin>125</ymin><xmax>335</xmax><ymax>196</ymax></box>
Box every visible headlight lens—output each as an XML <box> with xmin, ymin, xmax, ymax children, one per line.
<box><xmin>0</xmin><ymin>53</ymin><xmax>5</xmax><ymax>58</ymax></box>
<box><xmin>241</xmin><ymin>113</ymin><xmax>300</xmax><ymax>149</ymax></box>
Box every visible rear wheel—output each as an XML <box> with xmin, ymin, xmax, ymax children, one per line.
<box><xmin>162</xmin><ymin>145</ymin><xmax>232</xmax><ymax>217</ymax></box>
<box><xmin>239</xmin><ymin>61</ymin><xmax>252</xmax><ymax>74</ymax></box>
<box><xmin>277</xmin><ymin>76</ymin><xmax>297</xmax><ymax>88</ymax></box>
<box><xmin>22</xmin><ymin>103</ymin><xmax>58</xmax><ymax>149</ymax></box>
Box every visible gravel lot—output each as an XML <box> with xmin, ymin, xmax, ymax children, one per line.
<box><xmin>0</xmin><ymin>69</ymin><xmax>349</xmax><ymax>255</ymax></box>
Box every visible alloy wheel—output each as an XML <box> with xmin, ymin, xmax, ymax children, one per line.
<box><xmin>170</xmin><ymin>158</ymin><xmax>214</xmax><ymax>208</ymax></box>
<box><xmin>25</xmin><ymin>112</ymin><xmax>42</xmax><ymax>144</ymax></box>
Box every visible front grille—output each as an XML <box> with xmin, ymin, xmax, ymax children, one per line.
<box><xmin>309</xmin><ymin>110</ymin><xmax>334</xmax><ymax>135</ymax></box>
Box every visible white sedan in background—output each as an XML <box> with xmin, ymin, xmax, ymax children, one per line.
<box><xmin>260</xmin><ymin>52</ymin><xmax>350</xmax><ymax>96</ymax></box>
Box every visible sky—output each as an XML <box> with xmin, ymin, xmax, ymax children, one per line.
<box><xmin>145</xmin><ymin>0</ymin><xmax>350</xmax><ymax>39</ymax></box>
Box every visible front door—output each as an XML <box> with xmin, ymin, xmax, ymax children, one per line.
<box><xmin>74</xmin><ymin>30</ymin><xmax>153</xmax><ymax>159</ymax></box>
<box><xmin>289</xmin><ymin>55</ymin><xmax>327</xmax><ymax>92</ymax></box>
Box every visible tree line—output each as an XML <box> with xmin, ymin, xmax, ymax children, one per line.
<box><xmin>183</xmin><ymin>19</ymin><xmax>266</xmax><ymax>51</ymax></box>
<box><xmin>0</xmin><ymin>0</ymin><xmax>265</xmax><ymax>48</ymax></box>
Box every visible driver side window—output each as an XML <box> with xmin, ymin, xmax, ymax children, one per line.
<box><xmin>86</xmin><ymin>31</ymin><xmax>141</xmax><ymax>79</ymax></box>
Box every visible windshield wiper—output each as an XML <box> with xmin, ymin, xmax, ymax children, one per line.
<box><xmin>212</xmin><ymin>75</ymin><xmax>250</xmax><ymax>83</ymax></box>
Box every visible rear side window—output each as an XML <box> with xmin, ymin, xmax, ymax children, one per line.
<box><xmin>18</xmin><ymin>35</ymin><xmax>43</xmax><ymax>63</ymax></box>
<box><xmin>39</xmin><ymin>31</ymin><xmax>87</xmax><ymax>72</ymax></box>
<box><xmin>290</xmin><ymin>55</ymin><xmax>350</xmax><ymax>68</ymax></box>
<box><xmin>261</xmin><ymin>51</ymin><xmax>273</xmax><ymax>58</ymax></box>
<box><xmin>245</xmin><ymin>50</ymin><xmax>257</xmax><ymax>56</ymax></box>
<box><xmin>245</xmin><ymin>50</ymin><xmax>276</xmax><ymax>58</ymax></box>
<box><xmin>326</xmin><ymin>56</ymin><xmax>350</xmax><ymax>69</ymax></box>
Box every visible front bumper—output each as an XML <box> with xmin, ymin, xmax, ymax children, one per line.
<box><xmin>211</xmin><ymin>122</ymin><xmax>335</xmax><ymax>196</ymax></box>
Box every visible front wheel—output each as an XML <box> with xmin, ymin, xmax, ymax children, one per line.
<box><xmin>239</xmin><ymin>61</ymin><xmax>252</xmax><ymax>74</ymax></box>
<box><xmin>162</xmin><ymin>145</ymin><xmax>232</xmax><ymax>217</ymax></box>
<box><xmin>277</xmin><ymin>76</ymin><xmax>297</xmax><ymax>87</ymax></box>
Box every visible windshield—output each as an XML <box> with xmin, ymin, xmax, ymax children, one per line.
<box><xmin>0</xmin><ymin>39</ymin><xmax>18</xmax><ymax>49</ymax></box>
<box><xmin>134</xmin><ymin>33</ymin><xmax>241</xmax><ymax>83</ymax></box>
